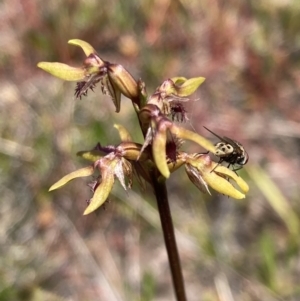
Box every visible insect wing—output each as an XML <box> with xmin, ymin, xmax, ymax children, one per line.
<box><xmin>204</xmin><ymin>127</ymin><xmax>236</xmax><ymax>147</ymax></box>
<box><xmin>222</xmin><ymin>136</ymin><xmax>240</xmax><ymax>149</ymax></box>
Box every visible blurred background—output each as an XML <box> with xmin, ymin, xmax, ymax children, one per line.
<box><xmin>1</xmin><ymin>0</ymin><xmax>300</xmax><ymax>300</ymax></box>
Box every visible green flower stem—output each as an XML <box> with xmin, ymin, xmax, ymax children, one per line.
<box><xmin>151</xmin><ymin>175</ymin><xmax>187</xmax><ymax>301</ymax></box>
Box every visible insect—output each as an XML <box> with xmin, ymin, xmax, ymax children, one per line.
<box><xmin>204</xmin><ymin>126</ymin><xmax>249</xmax><ymax>171</ymax></box>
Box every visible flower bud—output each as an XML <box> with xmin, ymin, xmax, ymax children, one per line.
<box><xmin>116</xmin><ymin>142</ymin><xmax>148</xmax><ymax>161</ymax></box>
<box><xmin>108</xmin><ymin>64</ymin><xmax>139</xmax><ymax>100</ymax></box>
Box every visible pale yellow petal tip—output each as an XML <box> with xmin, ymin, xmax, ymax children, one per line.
<box><xmin>83</xmin><ymin>197</ymin><xmax>103</xmax><ymax>215</ymax></box>
<box><xmin>175</xmin><ymin>76</ymin><xmax>206</xmax><ymax>97</ymax></box>
<box><xmin>68</xmin><ymin>39</ymin><xmax>96</xmax><ymax>56</ymax></box>
<box><xmin>114</xmin><ymin>124</ymin><xmax>133</xmax><ymax>142</ymax></box>
<box><xmin>83</xmin><ymin>199</ymin><xmax>104</xmax><ymax>215</ymax></box>
<box><xmin>49</xmin><ymin>184</ymin><xmax>58</xmax><ymax>192</ymax></box>
<box><xmin>229</xmin><ymin>190</ymin><xmax>246</xmax><ymax>200</ymax></box>
<box><xmin>153</xmin><ymin>151</ymin><xmax>170</xmax><ymax>178</ymax></box>
<box><xmin>77</xmin><ymin>150</ymin><xmax>103</xmax><ymax>162</ymax></box>
<box><xmin>82</xmin><ymin>170</ymin><xmax>115</xmax><ymax>215</ymax></box>
<box><xmin>214</xmin><ymin>180</ymin><xmax>246</xmax><ymax>199</ymax></box>
<box><xmin>152</xmin><ymin>133</ymin><xmax>170</xmax><ymax>179</ymax></box>
<box><xmin>48</xmin><ymin>180</ymin><xmax>66</xmax><ymax>192</ymax></box>
<box><xmin>48</xmin><ymin>166</ymin><xmax>94</xmax><ymax>192</ymax></box>
<box><xmin>37</xmin><ymin>62</ymin><xmax>86</xmax><ymax>81</ymax></box>
<box><xmin>215</xmin><ymin>165</ymin><xmax>249</xmax><ymax>194</ymax></box>
<box><xmin>37</xmin><ymin>61</ymin><xmax>51</xmax><ymax>71</ymax></box>
<box><xmin>236</xmin><ymin>178</ymin><xmax>249</xmax><ymax>194</ymax></box>
<box><xmin>153</xmin><ymin>154</ymin><xmax>170</xmax><ymax>178</ymax></box>
<box><xmin>83</xmin><ymin>207</ymin><xmax>93</xmax><ymax>215</ymax></box>
<box><xmin>161</xmin><ymin>168</ymin><xmax>170</xmax><ymax>179</ymax></box>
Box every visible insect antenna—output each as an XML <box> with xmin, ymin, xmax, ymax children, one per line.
<box><xmin>203</xmin><ymin>126</ymin><xmax>224</xmax><ymax>141</ymax></box>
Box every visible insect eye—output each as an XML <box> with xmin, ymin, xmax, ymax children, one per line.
<box><xmin>237</xmin><ymin>155</ymin><xmax>249</xmax><ymax>165</ymax></box>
